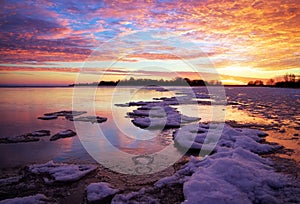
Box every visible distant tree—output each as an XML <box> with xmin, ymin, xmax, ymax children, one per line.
<box><xmin>247</xmin><ymin>81</ymin><xmax>254</xmax><ymax>86</ymax></box>
<box><xmin>184</xmin><ymin>78</ymin><xmax>191</xmax><ymax>85</ymax></box>
<box><xmin>283</xmin><ymin>73</ymin><xmax>296</xmax><ymax>82</ymax></box>
<box><xmin>159</xmin><ymin>78</ymin><xmax>165</xmax><ymax>85</ymax></box>
<box><xmin>290</xmin><ymin>74</ymin><xmax>296</xmax><ymax>82</ymax></box>
<box><xmin>254</xmin><ymin>80</ymin><xmax>264</xmax><ymax>86</ymax></box>
<box><xmin>284</xmin><ymin>74</ymin><xmax>289</xmax><ymax>82</ymax></box>
<box><xmin>208</xmin><ymin>80</ymin><xmax>222</xmax><ymax>86</ymax></box>
<box><xmin>266</xmin><ymin>78</ymin><xmax>275</xmax><ymax>86</ymax></box>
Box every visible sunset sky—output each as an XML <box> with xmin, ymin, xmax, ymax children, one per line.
<box><xmin>0</xmin><ymin>0</ymin><xmax>299</xmax><ymax>85</ymax></box>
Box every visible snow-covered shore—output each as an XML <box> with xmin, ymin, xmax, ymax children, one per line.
<box><xmin>1</xmin><ymin>87</ymin><xmax>299</xmax><ymax>203</ymax></box>
<box><xmin>1</xmin><ymin>123</ymin><xmax>299</xmax><ymax>203</ymax></box>
<box><xmin>110</xmin><ymin>123</ymin><xmax>300</xmax><ymax>204</ymax></box>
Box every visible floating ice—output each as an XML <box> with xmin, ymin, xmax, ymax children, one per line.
<box><xmin>28</xmin><ymin>161</ymin><xmax>97</xmax><ymax>182</ymax></box>
<box><xmin>110</xmin><ymin>123</ymin><xmax>298</xmax><ymax>203</ymax></box>
<box><xmin>86</xmin><ymin>182</ymin><xmax>119</xmax><ymax>203</ymax></box>
<box><xmin>37</xmin><ymin>115</ymin><xmax>58</xmax><ymax>120</ymax></box>
<box><xmin>49</xmin><ymin>129</ymin><xmax>76</xmax><ymax>141</ymax></box>
<box><xmin>173</xmin><ymin>123</ymin><xmax>281</xmax><ymax>153</ymax></box>
<box><xmin>38</xmin><ymin>110</ymin><xmax>87</xmax><ymax>121</ymax></box>
<box><xmin>128</xmin><ymin>100</ymin><xmax>200</xmax><ymax>130</ymax></box>
<box><xmin>0</xmin><ymin>130</ymin><xmax>50</xmax><ymax>144</ymax></box>
<box><xmin>71</xmin><ymin>116</ymin><xmax>107</xmax><ymax>124</ymax></box>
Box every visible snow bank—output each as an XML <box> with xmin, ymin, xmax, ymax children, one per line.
<box><xmin>28</xmin><ymin>161</ymin><xmax>97</xmax><ymax>182</ymax></box>
<box><xmin>181</xmin><ymin>147</ymin><xmax>288</xmax><ymax>204</ymax></box>
<box><xmin>86</xmin><ymin>182</ymin><xmax>119</xmax><ymax>203</ymax></box>
<box><xmin>111</xmin><ymin>190</ymin><xmax>159</xmax><ymax>204</ymax></box>
<box><xmin>0</xmin><ymin>194</ymin><xmax>51</xmax><ymax>204</ymax></box>
<box><xmin>110</xmin><ymin>123</ymin><xmax>297</xmax><ymax>203</ymax></box>
<box><xmin>174</xmin><ymin>123</ymin><xmax>281</xmax><ymax>154</ymax></box>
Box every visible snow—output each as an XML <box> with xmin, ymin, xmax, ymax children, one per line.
<box><xmin>111</xmin><ymin>190</ymin><xmax>159</xmax><ymax>204</ymax></box>
<box><xmin>151</xmin><ymin>146</ymin><xmax>292</xmax><ymax>203</ymax></box>
<box><xmin>0</xmin><ymin>194</ymin><xmax>50</xmax><ymax>204</ymax></box>
<box><xmin>173</xmin><ymin>123</ymin><xmax>281</xmax><ymax>154</ymax></box>
<box><xmin>181</xmin><ymin>147</ymin><xmax>287</xmax><ymax>204</ymax></box>
<box><xmin>86</xmin><ymin>182</ymin><xmax>119</xmax><ymax>203</ymax></box>
<box><xmin>128</xmin><ymin>100</ymin><xmax>200</xmax><ymax>129</ymax></box>
<box><xmin>154</xmin><ymin>123</ymin><xmax>293</xmax><ymax>203</ymax></box>
<box><xmin>28</xmin><ymin>161</ymin><xmax>97</xmax><ymax>182</ymax></box>
<box><xmin>0</xmin><ymin>176</ymin><xmax>22</xmax><ymax>186</ymax></box>
<box><xmin>110</xmin><ymin>120</ymin><xmax>297</xmax><ymax>203</ymax></box>
<box><xmin>108</xmin><ymin>89</ymin><xmax>300</xmax><ymax>203</ymax></box>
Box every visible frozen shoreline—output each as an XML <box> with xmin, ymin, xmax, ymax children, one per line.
<box><xmin>1</xmin><ymin>123</ymin><xmax>300</xmax><ymax>203</ymax></box>
<box><xmin>0</xmin><ymin>87</ymin><xmax>299</xmax><ymax>203</ymax></box>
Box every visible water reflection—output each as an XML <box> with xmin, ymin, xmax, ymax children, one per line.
<box><xmin>0</xmin><ymin>86</ymin><xmax>299</xmax><ymax>168</ymax></box>
<box><xmin>0</xmin><ymin>87</ymin><xmax>183</xmax><ymax>168</ymax></box>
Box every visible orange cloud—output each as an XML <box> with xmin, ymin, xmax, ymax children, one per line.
<box><xmin>1</xmin><ymin>0</ymin><xmax>299</xmax><ymax>84</ymax></box>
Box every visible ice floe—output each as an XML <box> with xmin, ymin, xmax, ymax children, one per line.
<box><xmin>0</xmin><ymin>176</ymin><xmax>22</xmax><ymax>186</ymax></box>
<box><xmin>0</xmin><ymin>130</ymin><xmax>50</xmax><ymax>144</ymax></box>
<box><xmin>38</xmin><ymin>110</ymin><xmax>87</xmax><ymax>121</ymax></box>
<box><xmin>49</xmin><ymin>129</ymin><xmax>76</xmax><ymax>141</ymax></box>
<box><xmin>86</xmin><ymin>182</ymin><xmax>120</xmax><ymax>203</ymax></box>
<box><xmin>174</xmin><ymin>123</ymin><xmax>281</xmax><ymax>154</ymax></box>
<box><xmin>38</xmin><ymin>110</ymin><xmax>107</xmax><ymax>124</ymax></box>
<box><xmin>71</xmin><ymin>116</ymin><xmax>107</xmax><ymax>124</ymax></box>
<box><xmin>126</xmin><ymin>99</ymin><xmax>200</xmax><ymax>129</ymax></box>
<box><xmin>28</xmin><ymin>161</ymin><xmax>97</xmax><ymax>182</ymax></box>
<box><xmin>0</xmin><ymin>194</ymin><xmax>52</xmax><ymax>204</ymax></box>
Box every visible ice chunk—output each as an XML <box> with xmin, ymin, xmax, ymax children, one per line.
<box><xmin>38</xmin><ymin>110</ymin><xmax>87</xmax><ymax>121</ymax></box>
<box><xmin>50</xmin><ymin>129</ymin><xmax>76</xmax><ymax>141</ymax></box>
<box><xmin>0</xmin><ymin>176</ymin><xmax>22</xmax><ymax>186</ymax></box>
<box><xmin>111</xmin><ymin>191</ymin><xmax>159</xmax><ymax>204</ymax></box>
<box><xmin>86</xmin><ymin>182</ymin><xmax>119</xmax><ymax>203</ymax></box>
<box><xmin>71</xmin><ymin>116</ymin><xmax>107</xmax><ymax>124</ymax></box>
<box><xmin>173</xmin><ymin>123</ymin><xmax>277</xmax><ymax>154</ymax></box>
<box><xmin>0</xmin><ymin>130</ymin><xmax>50</xmax><ymax>144</ymax></box>
<box><xmin>28</xmin><ymin>161</ymin><xmax>96</xmax><ymax>182</ymax></box>
<box><xmin>180</xmin><ymin>145</ymin><xmax>289</xmax><ymax>203</ymax></box>
<box><xmin>0</xmin><ymin>194</ymin><xmax>51</xmax><ymax>204</ymax></box>
<box><xmin>37</xmin><ymin>115</ymin><xmax>58</xmax><ymax>120</ymax></box>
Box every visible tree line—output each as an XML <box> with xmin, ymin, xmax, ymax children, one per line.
<box><xmin>247</xmin><ymin>73</ymin><xmax>299</xmax><ymax>88</ymax></box>
<box><xmin>69</xmin><ymin>77</ymin><xmax>222</xmax><ymax>87</ymax></box>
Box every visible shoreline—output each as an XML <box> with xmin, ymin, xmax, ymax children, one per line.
<box><xmin>0</xmin><ymin>87</ymin><xmax>299</xmax><ymax>203</ymax></box>
<box><xmin>1</xmin><ymin>122</ymin><xmax>300</xmax><ymax>203</ymax></box>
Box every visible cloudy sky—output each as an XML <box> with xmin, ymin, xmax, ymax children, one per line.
<box><xmin>0</xmin><ymin>0</ymin><xmax>299</xmax><ymax>85</ymax></box>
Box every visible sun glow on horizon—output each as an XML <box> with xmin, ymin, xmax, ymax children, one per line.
<box><xmin>0</xmin><ymin>0</ymin><xmax>299</xmax><ymax>85</ymax></box>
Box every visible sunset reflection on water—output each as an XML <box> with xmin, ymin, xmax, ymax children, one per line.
<box><xmin>0</xmin><ymin>86</ymin><xmax>299</xmax><ymax>168</ymax></box>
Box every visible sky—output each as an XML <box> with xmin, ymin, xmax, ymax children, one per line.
<box><xmin>0</xmin><ymin>0</ymin><xmax>299</xmax><ymax>85</ymax></box>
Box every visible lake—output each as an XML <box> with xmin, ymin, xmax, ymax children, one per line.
<box><xmin>0</xmin><ymin>86</ymin><xmax>299</xmax><ymax>169</ymax></box>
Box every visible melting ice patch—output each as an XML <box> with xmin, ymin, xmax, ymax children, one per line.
<box><xmin>0</xmin><ymin>194</ymin><xmax>52</xmax><ymax>204</ymax></box>
<box><xmin>28</xmin><ymin>161</ymin><xmax>97</xmax><ymax>182</ymax></box>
